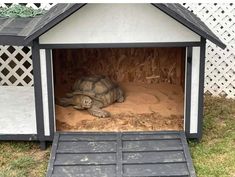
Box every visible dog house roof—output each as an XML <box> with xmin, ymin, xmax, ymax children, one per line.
<box><xmin>0</xmin><ymin>3</ymin><xmax>226</xmax><ymax>49</ymax></box>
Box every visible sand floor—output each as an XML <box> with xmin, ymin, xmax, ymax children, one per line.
<box><xmin>55</xmin><ymin>83</ymin><xmax>184</xmax><ymax>131</ymax></box>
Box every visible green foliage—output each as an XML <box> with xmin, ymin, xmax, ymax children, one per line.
<box><xmin>189</xmin><ymin>96</ymin><xmax>235</xmax><ymax>177</ymax></box>
<box><xmin>0</xmin><ymin>141</ymin><xmax>50</xmax><ymax>177</ymax></box>
<box><xmin>0</xmin><ymin>4</ymin><xmax>46</xmax><ymax>17</ymax></box>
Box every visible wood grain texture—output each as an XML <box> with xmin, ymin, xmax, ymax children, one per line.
<box><xmin>52</xmin><ymin>48</ymin><xmax>185</xmax><ymax>96</ymax></box>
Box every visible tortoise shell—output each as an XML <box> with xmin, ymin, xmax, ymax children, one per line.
<box><xmin>71</xmin><ymin>75</ymin><xmax>121</xmax><ymax>107</ymax></box>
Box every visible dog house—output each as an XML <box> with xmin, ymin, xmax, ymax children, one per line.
<box><xmin>0</xmin><ymin>3</ymin><xmax>226</xmax><ymax>177</ymax></box>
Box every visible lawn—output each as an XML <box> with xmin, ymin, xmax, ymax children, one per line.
<box><xmin>0</xmin><ymin>142</ymin><xmax>50</xmax><ymax>177</ymax></box>
<box><xmin>189</xmin><ymin>96</ymin><xmax>235</xmax><ymax>177</ymax></box>
<box><xmin>0</xmin><ymin>96</ymin><xmax>234</xmax><ymax>177</ymax></box>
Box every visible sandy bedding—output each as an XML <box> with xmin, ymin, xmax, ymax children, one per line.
<box><xmin>55</xmin><ymin>83</ymin><xmax>184</xmax><ymax>131</ymax></box>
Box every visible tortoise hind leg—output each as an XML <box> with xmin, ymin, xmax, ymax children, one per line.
<box><xmin>88</xmin><ymin>106</ymin><xmax>111</xmax><ymax>118</ymax></box>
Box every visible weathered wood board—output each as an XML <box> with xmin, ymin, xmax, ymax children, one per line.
<box><xmin>46</xmin><ymin>132</ymin><xmax>196</xmax><ymax>177</ymax></box>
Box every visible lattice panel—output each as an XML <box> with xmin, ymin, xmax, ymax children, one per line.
<box><xmin>183</xmin><ymin>3</ymin><xmax>235</xmax><ymax>98</ymax></box>
<box><xmin>0</xmin><ymin>3</ymin><xmax>54</xmax><ymax>10</ymax></box>
<box><xmin>0</xmin><ymin>46</ymin><xmax>33</xmax><ymax>86</ymax></box>
<box><xmin>0</xmin><ymin>3</ymin><xmax>54</xmax><ymax>87</ymax></box>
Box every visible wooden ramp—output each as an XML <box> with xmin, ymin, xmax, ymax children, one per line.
<box><xmin>47</xmin><ymin>132</ymin><xmax>196</xmax><ymax>177</ymax></box>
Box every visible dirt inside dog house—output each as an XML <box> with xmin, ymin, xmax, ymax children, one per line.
<box><xmin>53</xmin><ymin>47</ymin><xmax>185</xmax><ymax>132</ymax></box>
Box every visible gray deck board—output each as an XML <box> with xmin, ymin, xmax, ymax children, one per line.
<box><xmin>122</xmin><ymin>139</ymin><xmax>182</xmax><ymax>151</ymax></box>
<box><xmin>59</xmin><ymin>134</ymin><xmax>117</xmax><ymax>141</ymax></box>
<box><xmin>54</xmin><ymin>153</ymin><xmax>116</xmax><ymax>165</ymax></box>
<box><xmin>52</xmin><ymin>165</ymin><xmax>117</xmax><ymax>177</ymax></box>
<box><xmin>123</xmin><ymin>163</ymin><xmax>189</xmax><ymax>176</ymax></box>
<box><xmin>47</xmin><ymin>131</ymin><xmax>196</xmax><ymax>177</ymax></box>
<box><xmin>57</xmin><ymin>141</ymin><xmax>117</xmax><ymax>153</ymax></box>
<box><xmin>123</xmin><ymin>151</ymin><xmax>185</xmax><ymax>163</ymax></box>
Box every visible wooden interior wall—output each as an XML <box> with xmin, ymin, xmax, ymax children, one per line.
<box><xmin>52</xmin><ymin>48</ymin><xmax>185</xmax><ymax>95</ymax></box>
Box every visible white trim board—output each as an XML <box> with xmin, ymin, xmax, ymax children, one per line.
<box><xmin>40</xmin><ymin>49</ymin><xmax>50</xmax><ymax>136</ymax></box>
<box><xmin>39</xmin><ymin>4</ymin><xmax>201</xmax><ymax>44</ymax></box>
<box><xmin>190</xmin><ymin>47</ymin><xmax>200</xmax><ymax>134</ymax></box>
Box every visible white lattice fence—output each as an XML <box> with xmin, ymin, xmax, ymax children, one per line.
<box><xmin>0</xmin><ymin>46</ymin><xmax>33</xmax><ymax>86</ymax></box>
<box><xmin>0</xmin><ymin>3</ymin><xmax>54</xmax><ymax>10</ymax></box>
<box><xmin>0</xmin><ymin>3</ymin><xmax>234</xmax><ymax>98</ymax></box>
<box><xmin>183</xmin><ymin>3</ymin><xmax>235</xmax><ymax>98</ymax></box>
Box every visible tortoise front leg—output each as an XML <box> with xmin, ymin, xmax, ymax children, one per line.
<box><xmin>116</xmin><ymin>87</ymin><xmax>125</xmax><ymax>103</ymax></box>
<box><xmin>73</xmin><ymin>105</ymin><xmax>85</xmax><ymax>110</ymax></box>
<box><xmin>88</xmin><ymin>106</ymin><xmax>111</xmax><ymax>118</ymax></box>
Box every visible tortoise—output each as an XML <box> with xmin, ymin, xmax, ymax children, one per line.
<box><xmin>58</xmin><ymin>75</ymin><xmax>125</xmax><ymax>118</ymax></box>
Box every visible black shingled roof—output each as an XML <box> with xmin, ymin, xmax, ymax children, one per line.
<box><xmin>0</xmin><ymin>3</ymin><xmax>226</xmax><ymax>49</ymax></box>
<box><xmin>153</xmin><ymin>4</ymin><xmax>226</xmax><ymax>49</ymax></box>
<box><xmin>0</xmin><ymin>16</ymin><xmax>41</xmax><ymax>45</ymax></box>
<box><xmin>25</xmin><ymin>3</ymin><xmax>85</xmax><ymax>43</ymax></box>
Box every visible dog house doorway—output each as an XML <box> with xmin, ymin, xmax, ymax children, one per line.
<box><xmin>52</xmin><ymin>47</ymin><xmax>186</xmax><ymax>132</ymax></box>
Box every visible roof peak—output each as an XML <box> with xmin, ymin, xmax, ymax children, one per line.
<box><xmin>0</xmin><ymin>3</ymin><xmax>226</xmax><ymax>49</ymax></box>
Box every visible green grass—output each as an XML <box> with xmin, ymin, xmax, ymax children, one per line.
<box><xmin>189</xmin><ymin>95</ymin><xmax>235</xmax><ymax>177</ymax></box>
<box><xmin>0</xmin><ymin>96</ymin><xmax>234</xmax><ymax>177</ymax></box>
<box><xmin>0</xmin><ymin>142</ymin><xmax>50</xmax><ymax>177</ymax></box>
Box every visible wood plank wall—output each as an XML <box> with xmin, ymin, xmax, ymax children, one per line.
<box><xmin>52</xmin><ymin>48</ymin><xmax>185</xmax><ymax>95</ymax></box>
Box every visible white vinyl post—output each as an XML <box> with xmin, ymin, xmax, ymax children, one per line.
<box><xmin>40</xmin><ymin>49</ymin><xmax>50</xmax><ymax>136</ymax></box>
<box><xmin>190</xmin><ymin>47</ymin><xmax>200</xmax><ymax>134</ymax></box>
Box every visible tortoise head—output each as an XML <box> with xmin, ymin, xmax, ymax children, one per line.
<box><xmin>80</xmin><ymin>95</ymin><xmax>93</xmax><ymax>108</ymax></box>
